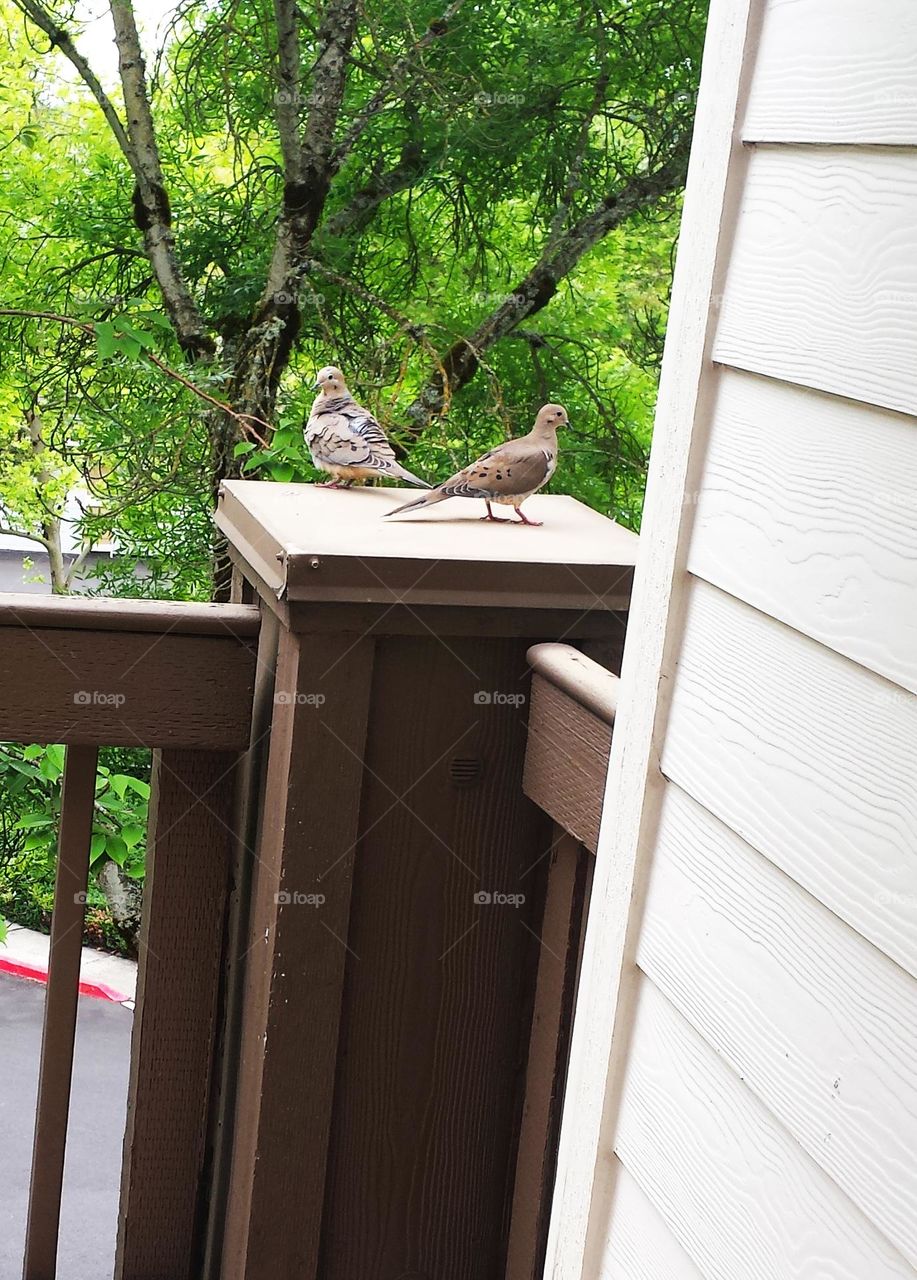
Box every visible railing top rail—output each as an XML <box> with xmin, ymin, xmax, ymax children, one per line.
<box><xmin>0</xmin><ymin>593</ymin><xmax>260</xmax><ymax>639</ymax></box>
<box><xmin>526</xmin><ymin>642</ymin><xmax>619</xmax><ymax>725</ymax></box>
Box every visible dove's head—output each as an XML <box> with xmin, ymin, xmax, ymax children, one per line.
<box><xmin>534</xmin><ymin>403</ymin><xmax>569</xmax><ymax>435</ymax></box>
<box><xmin>313</xmin><ymin>365</ymin><xmax>349</xmax><ymax>396</ymax></box>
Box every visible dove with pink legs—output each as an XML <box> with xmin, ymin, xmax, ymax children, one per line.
<box><xmin>383</xmin><ymin>403</ymin><xmax>568</xmax><ymax>526</ymax></box>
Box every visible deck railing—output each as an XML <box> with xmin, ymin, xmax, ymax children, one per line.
<box><xmin>0</xmin><ymin>593</ymin><xmax>261</xmax><ymax>1280</ymax></box>
<box><xmin>507</xmin><ymin>642</ymin><xmax>618</xmax><ymax>1279</ymax></box>
<box><xmin>2</xmin><ymin>593</ymin><xmax>619</xmax><ymax>1280</ymax></box>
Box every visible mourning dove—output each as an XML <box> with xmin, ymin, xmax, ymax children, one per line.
<box><xmin>384</xmin><ymin>403</ymin><xmax>568</xmax><ymax>525</ymax></box>
<box><xmin>306</xmin><ymin>366</ymin><xmax>430</xmax><ymax>489</ymax></box>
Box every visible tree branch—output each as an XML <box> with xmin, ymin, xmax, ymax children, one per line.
<box><xmin>405</xmin><ymin>146</ymin><xmax>690</xmax><ymax>429</ymax></box>
<box><xmin>11</xmin><ymin>0</ymin><xmax>135</xmax><ymax>167</ymax></box>
<box><xmin>109</xmin><ymin>0</ymin><xmax>214</xmax><ymax>360</ymax></box>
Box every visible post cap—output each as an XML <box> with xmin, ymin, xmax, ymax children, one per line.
<box><xmin>216</xmin><ymin>481</ymin><xmax>638</xmax><ymax>613</ymax></box>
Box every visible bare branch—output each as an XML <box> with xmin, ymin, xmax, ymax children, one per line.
<box><xmin>109</xmin><ymin>0</ymin><xmax>214</xmax><ymax>360</ymax></box>
<box><xmin>11</xmin><ymin>0</ymin><xmax>135</xmax><ymax>168</ymax></box>
<box><xmin>329</xmin><ymin>0</ymin><xmax>466</xmax><ymax>172</ymax></box>
<box><xmin>405</xmin><ymin>146</ymin><xmax>690</xmax><ymax>429</ymax></box>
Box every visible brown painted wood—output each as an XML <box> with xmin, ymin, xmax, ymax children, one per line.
<box><xmin>23</xmin><ymin>745</ymin><xmax>99</xmax><ymax>1280</ymax></box>
<box><xmin>221</xmin><ymin>628</ymin><xmax>376</xmax><ymax>1280</ymax></box>
<box><xmin>506</xmin><ymin>829</ymin><xmax>593</xmax><ymax>1280</ymax></box>
<box><xmin>115</xmin><ymin>749</ymin><xmax>238</xmax><ymax>1280</ymax></box>
<box><xmin>0</xmin><ymin>628</ymin><xmax>256</xmax><ymax>749</ymax></box>
<box><xmin>319</xmin><ymin>636</ymin><xmax>551</xmax><ymax>1280</ymax></box>
<box><xmin>0</xmin><ymin>593</ymin><xmax>260</xmax><ymax>636</ymax></box>
<box><xmin>523</xmin><ymin>674</ymin><xmax>614</xmax><ymax>853</ymax></box>
<box><xmin>200</xmin><ymin>608</ymin><xmax>281</xmax><ymax>1280</ymax></box>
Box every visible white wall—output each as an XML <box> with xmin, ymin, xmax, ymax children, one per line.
<box><xmin>546</xmin><ymin>2</ymin><xmax>917</xmax><ymax>1276</ymax></box>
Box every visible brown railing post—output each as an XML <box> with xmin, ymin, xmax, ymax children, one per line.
<box><xmin>23</xmin><ymin>745</ymin><xmax>99</xmax><ymax>1280</ymax></box>
<box><xmin>213</xmin><ymin>482</ymin><xmax>637</xmax><ymax>1280</ymax></box>
<box><xmin>115</xmin><ymin>749</ymin><xmax>239</xmax><ymax>1280</ymax></box>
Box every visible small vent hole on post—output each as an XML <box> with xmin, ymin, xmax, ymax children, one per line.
<box><xmin>449</xmin><ymin>756</ymin><xmax>483</xmax><ymax>788</ymax></box>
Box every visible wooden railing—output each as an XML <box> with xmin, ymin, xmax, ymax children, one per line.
<box><xmin>2</xmin><ymin>594</ymin><xmax>619</xmax><ymax>1280</ymax></box>
<box><xmin>507</xmin><ymin>642</ymin><xmax>618</xmax><ymax>1280</ymax></box>
<box><xmin>0</xmin><ymin>594</ymin><xmax>261</xmax><ymax>1280</ymax></box>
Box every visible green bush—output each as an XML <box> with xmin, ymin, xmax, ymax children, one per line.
<box><xmin>0</xmin><ymin>743</ymin><xmax>151</xmax><ymax>956</ymax></box>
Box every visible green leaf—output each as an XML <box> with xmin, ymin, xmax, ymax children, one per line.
<box><xmin>16</xmin><ymin>811</ymin><xmax>53</xmax><ymax>829</ymax></box>
<box><xmin>109</xmin><ymin>773</ymin><xmax>129</xmax><ymax>800</ymax></box>
<box><xmin>23</xmin><ymin>832</ymin><xmax>50</xmax><ymax>851</ymax></box>
<box><xmin>124</xmin><ymin>777</ymin><xmax>151</xmax><ymax>800</ymax></box>
<box><xmin>89</xmin><ymin>832</ymin><xmax>107</xmax><ymax>863</ymax></box>
<box><xmin>106</xmin><ymin>834</ymin><xmax>128</xmax><ymax>866</ymax></box>
<box><xmin>122</xmin><ymin>823</ymin><xmax>144</xmax><ymax>848</ymax></box>
<box><xmin>271</xmin><ymin>463</ymin><xmax>295</xmax><ymax>483</ymax></box>
<box><xmin>23</xmin><ymin>745</ymin><xmax>43</xmax><ymax>760</ymax></box>
<box><xmin>95</xmin><ymin>320</ymin><xmax>117</xmax><ymax>360</ymax></box>
<box><xmin>233</xmin><ymin>441</ymin><xmax>256</xmax><ymax>457</ymax></box>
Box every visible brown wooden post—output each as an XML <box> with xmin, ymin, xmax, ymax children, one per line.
<box><xmin>115</xmin><ymin>748</ymin><xmax>238</xmax><ymax>1280</ymax></box>
<box><xmin>214</xmin><ymin>482</ymin><xmax>638</xmax><ymax>1280</ymax></box>
<box><xmin>220</xmin><ymin>628</ymin><xmax>375</xmax><ymax>1280</ymax></box>
<box><xmin>23</xmin><ymin>745</ymin><xmax>99</xmax><ymax>1280</ymax></box>
<box><xmin>505</xmin><ymin>828</ymin><xmax>594</xmax><ymax>1280</ymax></box>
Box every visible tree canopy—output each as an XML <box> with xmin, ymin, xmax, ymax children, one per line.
<box><xmin>0</xmin><ymin>0</ymin><xmax>707</xmax><ymax>598</ymax></box>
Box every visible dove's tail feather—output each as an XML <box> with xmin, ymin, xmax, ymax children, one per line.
<box><xmin>390</xmin><ymin>462</ymin><xmax>431</xmax><ymax>489</ymax></box>
<box><xmin>384</xmin><ymin>488</ymin><xmax>447</xmax><ymax>518</ymax></box>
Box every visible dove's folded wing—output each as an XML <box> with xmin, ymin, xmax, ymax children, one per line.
<box><xmin>308</xmin><ymin>407</ymin><xmax>397</xmax><ymax>471</ymax></box>
<box><xmin>440</xmin><ymin>439</ymin><xmax>554</xmax><ymax>499</ymax></box>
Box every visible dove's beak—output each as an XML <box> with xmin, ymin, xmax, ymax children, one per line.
<box><xmin>312</xmin><ymin>380</ymin><xmax>322</xmax><ymax>391</ymax></box>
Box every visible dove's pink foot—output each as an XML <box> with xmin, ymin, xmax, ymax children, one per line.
<box><xmin>480</xmin><ymin>501</ymin><xmax>510</xmax><ymax>522</ymax></box>
<box><xmin>319</xmin><ymin>479</ymin><xmax>341</xmax><ymax>488</ymax></box>
<box><xmin>513</xmin><ymin>507</ymin><xmax>542</xmax><ymax>526</ymax></box>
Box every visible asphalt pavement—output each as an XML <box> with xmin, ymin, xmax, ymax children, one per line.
<box><xmin>0</xmin><ymin>972</ymin><xmax>132</xmax><ymax>1280</ymax></box>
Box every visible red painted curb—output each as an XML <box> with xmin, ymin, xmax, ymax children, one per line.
<box><xmin>0</xmin><ymin>955</ymin><xmax>131</xmax><ymax>1004</ymax></box>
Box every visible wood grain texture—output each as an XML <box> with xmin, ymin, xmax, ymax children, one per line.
<box><xmin>221</xmin><ymin>629</ymin><xmax>375</xmax><ymax>1280</ymax></box>
<box><xmin>523</xmin><ymin>674</ymin><xmax>613</xmax><ymax>854</ymax></box>
<box><xmin>744</xmin><ymin>0</ymin><xmax>917</xmax><ymax>143</ymax></box>
<box><xmin>598</xmin><ymin>1160</ymin><xmax>705</xmax><ymax>1280</ymax></box>
<box><xmin>24</xmin><ymin>746</ymin><xmax>99</xmax><ymax>1280</ymax></box>
<box><xmin>543</xmin><ymin>1</ymin><xmax>765</xmax><ymax>1273</ymax></box>
<box><xmin>664</xmin><ymin>580</ymin><xmax>917</xmax><ymax>979</ymax></box>
<box><xmin>507</xmin><ymin>829</ymin><xmax>591</xmax><ymax>1280</ymax></box>
<box><xmin>615</xmin><ymin>978</ymin><xmax>915</xmax><ymax>1280</ymax></box>
<box><xmin>319</xmin><ymin>636</ymin><xmax>551</xmax><ymax>1280</ymax></box>
<box><xmin>714</xmin><ymin>145</ymin><xmax>917</xmax><ymax>418</ymax></box>
<box><xmin>639</xmin><ymin>784</ymin><xmax>917</xmax><ymax>1267</ymax></box>
<box><xmin>689</xmin><ymin>368</ymin><xmax>917</xmax><ymax>693</ymax></box>
<box><xmin>116</xmin><ymin>749</ymin><xmax>237</xmax><ymax>1280</ymax></box>
<box><xmin>0</xmin><ymin>628</ymin><xmax>256</xmax><ymax>749</ymax></box>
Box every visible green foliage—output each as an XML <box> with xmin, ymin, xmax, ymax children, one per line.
<box><xmin>0</xmin><ymin>0</ymin><xmax>707</xmax><ymax>596</ymax></box>
<box><xmin>0</xmin><ymin>743</ymin><xmax>151</xmax><ymax>954</ymax></box>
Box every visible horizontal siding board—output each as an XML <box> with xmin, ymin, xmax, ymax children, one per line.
<box><xmin>600</xmin><ymin>1160</ymin><xmax>706</xmax><ymax>1280</ymax></box>
<box><xmin>744</xmin><ymin>0</ymin><xmax>917</xmax><ymax>143</ymax></box>
<box><xmin>662</xmin><ymin>580</ymin><xmax>917</xmax><ymax>979</ymax></box>
<box><xmin>616</xmin><ymin>978</ymin><xmax>915</xmax><ymax>1280</ymax></box>
<box><xmin>689</xmin><ymin>369</ymin><xmax>917</xmax><ymax>693</ymax></box>
<box><xmin>713</xmin><ymin>146</ymin><xmax>917</xmax><ymax>418</ymax></box>
<box><xmin>639</xmin><ymin>784</ymin><xmax>917</xmax><ymax>1266</ymax></box>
